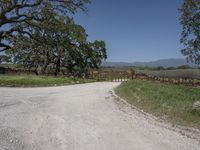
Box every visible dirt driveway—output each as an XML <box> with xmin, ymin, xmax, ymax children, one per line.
<box><xmin>0</xmin><ymin>82</ymin><xmax>199</xmax><ymax>150</ymax></box>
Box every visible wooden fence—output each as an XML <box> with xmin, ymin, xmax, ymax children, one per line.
<box><xmin>0</xmin><ymin>67</ymin><xmax>35</xmax><ymax>75</ymax></box>
<box><xmin>147</xmin><ymin>75</ymin><xmax>200</xmax><ymax>87</ymax></box>
<box><xmin>89</xmin><ymin>70</ymin><xmax>200</xmax><ymax>86</ymax></box>
<box><xmin>1</xmin><ymin>66</ymin><xmax>199</xmax><ymax>86</ymax></box>
<box><xmin>88</xmin><ymin>70</ymin><xmax>135</xmax><ymax>82</ymax></box>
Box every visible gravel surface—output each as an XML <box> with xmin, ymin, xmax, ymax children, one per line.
<box><xmin>0</xmin><ymin>82</ymin><xmax>199</xmax><ymax>150</ymax></box>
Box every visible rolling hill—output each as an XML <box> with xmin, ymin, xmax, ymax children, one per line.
<box><xmin>102</xmin><ymin>58</ymin><xmax>198</xmax><ymax>68</ymax></box>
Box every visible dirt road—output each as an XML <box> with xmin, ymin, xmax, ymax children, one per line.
<box><xmin>0</xmin><ymin>82</ymin><xmax>199</xmax><ymax>150</ymax></box>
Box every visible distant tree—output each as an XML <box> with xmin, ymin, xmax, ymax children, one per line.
<box><xmin>166</xmin><ymin>67</ymin><xmax>175</xmax><ymax>70</ymax></box>
<box><xmin>177</xmin><ymin>65</ymin><xmax>191</xmax><ymax>69</ymax></box>
<box><xmin>156</xmin><ymin>66</ymin><xmax>165</xmax><ymax>70</ymax></box>
<box><xmin>179</xmin><ymin>0</ymin><xmax>200</xmax><ymax>65</ymax></box>
<box><xmin>0</xmin><ymin>0</ymin><xmax>90</xmax><ymax>52</ymax></box>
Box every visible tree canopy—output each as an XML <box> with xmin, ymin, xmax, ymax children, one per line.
<box><xmin>0</xmin><ymin>0</ymin><xmax>107</xmax><ymax>76</ymax></box>
<box><xmin>180</xmin><ymin>0</ymin><xmax>200</xmax><ymax>65</ymax></box>
<box><xmin>0</xmin><ymin>0</ymin><xmax>90</xmax><ymax>52</ymax></box>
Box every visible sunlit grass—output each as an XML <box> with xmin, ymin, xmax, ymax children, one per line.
<box><xmin>115</xmin><ymin>80</ymin><xmax>200</xmax><ymax>129</ymax></box>
<box><xmin>0</xmin><ymin>75</ymin><xmax>95</xmax><ymax>87</ymax></box>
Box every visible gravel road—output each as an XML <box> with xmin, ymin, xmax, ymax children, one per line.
<box><xmin>0</xmin><ymin>82</ymin><xmax>199</xmax><ymax>150</ymax></box>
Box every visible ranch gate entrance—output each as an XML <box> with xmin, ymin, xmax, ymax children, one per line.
<box><xmin>89</xmin><ymin>70</ymin><xmax>136</xmax><ymax>82</ymax></box>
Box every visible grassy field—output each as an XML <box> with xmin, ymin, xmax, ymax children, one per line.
<box><xmin>137</xmin><ymin>69</ymin><xmax>200</xmax><ymax>79</ymax></box>
<box><xmin>0</xmin><ymin>75</ymin><xmax>95</xmax><ymax>87</ymax></box>
<box><xmin>115</xmin><ymin>80</ymin><xmax>200</xmax><ymax>129</ymax></box>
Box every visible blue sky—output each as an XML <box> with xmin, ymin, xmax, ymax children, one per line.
<box><xmin>74</xmin><ymin>0</ymin><xmax>184</xmax><ymax>62</ymax></box>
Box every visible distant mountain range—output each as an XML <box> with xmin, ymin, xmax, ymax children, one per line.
<box><xmin>102</xmin><ymin>58</ymin><xmax>198</xmax><ymax>68</ymax></box>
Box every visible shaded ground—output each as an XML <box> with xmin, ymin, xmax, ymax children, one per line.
<box><xmin>0</xmin><ymin>82</ymin><xmax>199</xmax><ymax>150</ymax></box>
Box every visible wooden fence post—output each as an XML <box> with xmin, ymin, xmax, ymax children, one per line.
<box><xmin>131</xmin><ymin>69</ymin><xmax>135</xmax><ymax>80</ymax></box>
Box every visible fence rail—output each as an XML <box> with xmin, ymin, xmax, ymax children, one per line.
<box><xmin>1</xmin><ymin>66</ymin><xmax>200</xmax><ymax>86</ymax></box>
<box><xmin>89</xmin><ymin>70</ymin><xmax>200</xmax><ymax>86</ymax></box>
<box><xmin>89</xmin><ymin>70</ymin><xmax>135</xmax><ymax>82</ymax></box>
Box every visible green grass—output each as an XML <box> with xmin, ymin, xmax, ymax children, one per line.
<box><xmin>0</xmin><ymin>75</ymin><xmax>95</xmax><ymax>87</ymax></box>
<box><xmin>115</xmin><ymin>80</ymin><xmax>200</xmax><ymax>129</ymax></box>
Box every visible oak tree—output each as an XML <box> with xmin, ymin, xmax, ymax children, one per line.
<box><xmin>0</xmin><ymin>0</ymin><xmax>90</xmax><ymax>52</ymax></box>
<box><xmin>180</xmin><ymin>0</ymin><xmax>200</xmax><ymax>65</ymax></box>
<box><xmin>9</xmin><ymin>6</ymin><xmax>107</xmax><ymax>76</ymax></box>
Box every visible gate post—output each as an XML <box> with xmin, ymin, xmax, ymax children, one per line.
<box><xmin>131</xmin><ymin>69</ymin><xmax>135</xmax><ymax>80</ymax></box>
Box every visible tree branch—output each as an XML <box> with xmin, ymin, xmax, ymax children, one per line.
<box><xmin>0</xmin><ymin>43</ymin><xmax>11</xmax><ymax>52</ymax></box>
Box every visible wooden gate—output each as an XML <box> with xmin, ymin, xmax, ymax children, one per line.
<box><xmin>89</xmin><ymin>70</ymin><xmax>135</xmax><ymax>82</ymax></box>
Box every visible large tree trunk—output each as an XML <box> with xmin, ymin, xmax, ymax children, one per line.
<box><xmin>54</xmin><ymin>57</ymin><xmax>61</xmax><ymax>76</ymax></box>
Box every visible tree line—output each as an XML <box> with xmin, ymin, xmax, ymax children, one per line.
<box><xmin>0</xmin><ymin>0</ymin><xmax>106</xmax><ymax>76</ymax></box>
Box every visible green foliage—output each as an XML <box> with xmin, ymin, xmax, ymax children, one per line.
<box><xmin>176</xmin><ymin>65</ymin><xmax>191</xmax><ymax>69</ymax></box>
<box><xmin>4</xmin><ymin>1</ymin><xmax>107</xmax><ymax>76</ymax></box>
<box><xmin>156</xmin><ymin>66</ymin><xmax>165</xmax><ymax>70</ymax></box>
<box><xmin>180</xmin><ymin>0</ymin><xmax>200</xmax><ymax>65</ymax></box>
<box><xmin>0</xmin><ymin>55</ymin><xmax>10</xmax><ymax>63</ymax></box>
<box><xmin>115</xmin><ymin>80</ymin><xmax>200</xmax><ymax>129</ymax></box>
<box><xmin>0</xmin><ymin>0</ymin><xmax>91</xmax><ymax>52</ymax></box>
<box><xmin>166</xmin><ymin>67</ymin><xmax>175</xmax><ymax>70</ymax></box>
